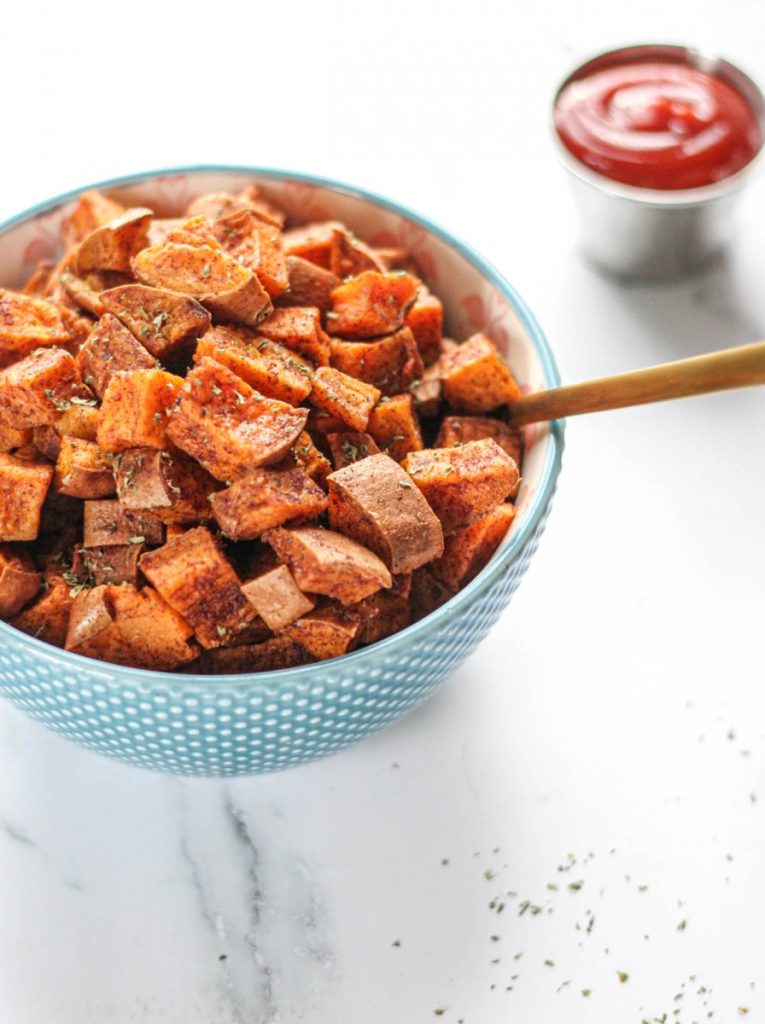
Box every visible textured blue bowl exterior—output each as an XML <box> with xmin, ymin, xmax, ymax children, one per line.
<box><xmin>0</xmin><ymin>166</ymin><xmax>564</xmax><ymax>775</ymax></box>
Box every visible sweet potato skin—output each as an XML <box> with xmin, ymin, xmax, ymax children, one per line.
<box><xmin>196</xmin><ymin>634</ymin><xmax>310</xmax><ymax>674</ymax></box>
<box><xmin>167</xmin><ymin>358</ymin><xmax>309</xmax><ymax>482</ymax></box>
<box><xmin>327</xmin><ymin>453</ymin><xmax>444</xmax><ymax>574</ymax></box>
<box><xmin>328</xmin><ymin>271</ymin><xmax>419</xmax><ymax>339</ymax></box>
<box><xmin>329</xmin><ymin>326</ymin><xmax>423</xmax><ymax>396</ymax></box>
<box><xmin>402</xmin><ymin>438</ymin><xmax>519</xmax><ymax>533</ymax></box>
<box><xmin>283</xmin><ymin>601</ymin><xmax>360</xmax><ymax>660</ymax></box>
<box><xmin>211</xmin><ymin>466</ymin><xmax>328</xmax><ymax>540</ymax></box>
<box><xmin>0</xmin><ymin>454</ymin><xmax>53</xmax><ymax>541</ymax></box>
<box><xmin>139</xmin><ymin>526</ymin><xmax>254</xmax><ymax>649</ymax></box>
<box><xmin>0</xmin><ymin>545</ymin><xmax>41</xmax><ymax>617</ymax></box>
<box><xmin>97</xmin><ymin>368</ymin><xmax>182</xmax><ymax>452</ymax></box>
<box><xmin>76</xmin><ymin>207</ymin><xmax>153</xmax><ymax>274</ymax></box>
<box><xmin>276</xmin><ymin>256</ymin><xmax>339</xmax><ymax>312</ymax></box>
<box><xmin>263</xmin><ymin>526</ymin><xmax>392</xmax><ymax>606</ymax></box>
<box><xmin>194</xmin><ymin>326</ymin><xmax>313</xmax><ymax>405</ymax></box>
<box><xmin>54</xmin><ymin>437</ymin><xmax>115</xmax><ymax>498</ymax></box>
<box><xmin>241</xmin><ymin>565</ymin><xmax>315</xmax><ymax>632</ymax></box>
<box><xmin>310</xmin><ymin>367</ymin><xmax>380</xmax><ymax>432</ymax></box>
<box><xmin>100</xmin><ymin>284</ymin><xmax>211</xmax><ymax>361</ymax></box>
<box><xmin>0</xmin><ymin>348</ymin><xmax>94</xmax><ymax>428</ymax></box>
<box><xmin>441</xmin><ymin>334</ymin><xmax>522</xmax><ymax>413</ymax></box>
<box><xmin>113</xmin><ymin>448</ymin><xmax>220</xmax><ymax>524</ymax></box>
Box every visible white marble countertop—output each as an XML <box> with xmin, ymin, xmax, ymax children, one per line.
<box><xmin>1</xmin><ymin>2</ymin><xmax>764</xmax><ymax>1021</ymax></box>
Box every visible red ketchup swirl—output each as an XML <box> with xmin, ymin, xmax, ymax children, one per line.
<box><xmin>555</xmin><ymin>60</ymin><xmax>762</xmax><ymax>190</ymax></box>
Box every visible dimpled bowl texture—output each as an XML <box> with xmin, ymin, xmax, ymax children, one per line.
<box><xmin>0</xmin><ymin>167</ymin><xmax>563</xmax><ymax>776</ymax></box>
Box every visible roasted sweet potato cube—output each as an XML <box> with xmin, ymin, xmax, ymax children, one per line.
<box><xmin>97</xmin><ymin>368</ymin><xmax>182</xmax><ymax>452</ymax></box>
<box><xmin>139</xmin><ymin>526</ymin><xmax>254</xmax><ymax>649</ymax></box>
<box><xmin>185</xmin><ymin>192</ymin><xmax>248</xmax><ymax>222</ymax></box>
<box><xmin>22</xmin><ymin>261</ymin><xmax>55</xmax><ymax>297</ymax></box>
<box><xmin>0</xmin><ymin>348</ymin><xmax>94</xmax><ymax>428</ymax></box>
<box><xmin>114</xmin><ymin>448</ymin><xmax>220</xmax><ymax>524</ymax></box>
<box><xmin>167</xmin><ymin>358</ymin><xmax>308</xmax><ymax>481</ymax></box>
<box><xmin>0</xmin><ymin>422</ymin><xmax>32</xmax><ymax>453</ymax></box>
<box><xmin>164</xmin><ymin>215</ymin><xmax>222</xmax><ymax>249</ymax></box>
<box><xmin>310</xmin><ymin>367</ymin><xmax>380</xmax><ymax>432</ymax></box>
<box><xmin>367</xmin><ymin>393</ymin><xmax>424</xmax><ymax>462</ymax></box>
<box><xmin>194</xmin><ymin>326</ymin><xmax>313</xmax><ymax>405</ymax></box>
<box><xmin>355</xmin><ymin>590</ymin><xmax>411</xmax><ymax>645</ymax></box>
<box><xmin>56</xmin><ymin>403</ymin><xmax>100</xmax><ymax>441</ymax></box>
<box><xmin>100</xmin><ymin>284</ymin><xmax>211</xmax><ymax>362</ymax></box>
<box><xmin>283</xmin><ymin>601</ymin><xmax>360</xmax><ymax>660</ymax></box>
<box><xmin>256</xmin><ymin>307</ymin><xmax>330</xmax><ymax>365</ymax></box>
<box><xmin>9</xmin><ymin>573</ymin><xmax>73</xmax><ymax>647</ymax></box>
<box><xmin>436</xmin><ymin>415</ymin><xmax>523</xmax><ymax>473</ymax></box>
<box><xmin>76</xmin><ymin>207</ymin><xmax>152</xmax><ymax>274</ymax></box>
<box><xmin>235</xmin><ymin>184</ymin><xmax>287</xmax><ymax>228</ymax></box>
<box><xmin>373</xmin><ymin>247</ymin><xmax>420</xmax><ymax>275</ymax></box>
<box><xmin>58</xmin><ymin>270</ymin><xmax>105</xmax><ymax>317</ymax></box>
<box><xmin>241</xmin><ymin>565</ymin><xmax>316</xmax><ymax>632</ymax></box>
<box><xmin>404</xmin><ymin>285</ymin><xmax>442</xmax><ymax>366</ymax></box>
<box><xmin>327</xmin><ymin>453</ymin><xmax>443</xmax><ymax>574</ymax></box>
<box><xmin>279</xmin><ymin>431</ymin><xmax>331</xmax><ymax>489</ymax></box>
<box><xmin>441</xmin><ymin>334</ymin><xmax>522</xmax><ymax>413</ymax></box>
<box><xmin>330</xmin><ymin>229</ymin><xmax>386</xmax><ymax>278</ymax></box>
<box><xmin>326</xmin><ymin>431</ymin><xmax>380</xmax><ymax>470</ymax></box>
<box><xmin>0</xmin><ymin>545</ymin><xmax>41</xmax><ymax>617</ymax></box>
<box><xmin>402</xmin><ymin>438</ymin><xmax>519</xmax><ymax>533</ymax></box>
<box><xmin>213</xmin><ymin>208</ymin><xmax>288</xmax><ymax>298</ymax></box>
<box><xmin>34</xmin><ymin>493</ymin><xmax>83</xmax><ymax>567</ymax></box>
<box><xmin>211</xmin><ymin>466</ymin><xmax>328</xmax><ymax>540</ymax></box>
<box><xmin>83</xmin><ymin>498</ymin><xmax>164</xmax><ymax>547</ymax></box>
<box><xmin>409</xmin><ymin>361</ymin><xmax>442</xmax><ymax>419</ymax></box>
<box><xmin>0</xmin><ymin>453</ymin><xmax>53</xmax><ymax>540</ymax></box>
<box><xmin>429</xmin><ymin>504</ymin><xmax>516</xmax><ymax>591</ymax></box>
<box><xmin>263</xmin><ymin>526</ymin><xmax>391</xmax><ymax>606</ymax></box>
<box><xmin>305</xmin><ymin>408</ymin><xmax>347</xmax><ymax>444</ymax></box>
<box><xmin>196</xmin><ymin>634</ymin><xmax>310</xmax><ymax>674</ymax></box>
<box><xmin>65</xmin><ymin>584</ymin><xmax>199</xmax><ymax>670</ymax></box>
<box><xmin>330</xmin><ymin>326</ymin><xmax>423</xmax><ymax>396</ymax></box>
<box><xmin>282</xmin><ymin>221</ymin><xmax>345</xmax><ymax>269</ymax></box>
<box><xmin>75</xmin><ymin>314</ymin><xmax>155</xmax><ymax>398</ymax></box>
<box><xmin>57</xmin><ymin>306</ymin><xmax>95</xmax><ymax>353</ymax></box>
<box><xmin>328</xmin><ymin>271</ymin><xmax>419</xmax><ymax>339</ymax></box>
<box><xmin>276</xmin><ymin>256</ymin><xmax>339</xmax><ymax>312</ymax></box>
<box><xmin>132</xmin><ymin>243</ymin><xmax>273</xmax><ymax>327</ymax></box>
<box><xmin>54</xmin><ymin>437</ymin><xmax>115</xmax><ymax>498</ymax></box>
<box><xmin>409</xmin><ymin>566</ymin><xmax>454</xmax><ymax>620</ymax></box>
<box><xmin>71</xmin><ymin>542</ymin><xmax>144</xmax><ymax>586</ymax></box>
<box><xmin>32</xmin><ymin>426</ymin><xmax>60</xmax><ymax>461</ymax></box>
<box><xmin>61</xmin><ymin>190</ymin><xmax>126</xmax><ymax>248</ymax></box>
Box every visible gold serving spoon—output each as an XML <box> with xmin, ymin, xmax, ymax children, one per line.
<box><xmin>506</xmin><ymin>341</ymin><xmax>765</xmax><ymax>427</ymax></box>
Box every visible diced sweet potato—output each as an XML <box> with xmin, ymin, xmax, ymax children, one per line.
<box><xmin>213</xmin><ymin>208</ymin><xmax>288</xmax><ymax>298</ymax></box>
<box><xmin>100</xmin><ymin>284</ymin><xmax>211</xmax><ymax>361</ymax></box>
<box><xmin>310</xmin><ymin>366</ymin><xmax>380</xmax><ymax>432</ymax></box>
<box><xmin>194</xmin><ymin>326</ymin><xmax>313</xmax><ymax>405</ymax></box>
<box><xmin>34</xmin><ymin>492</ymin><xmax>83</xmax><ymax>567</ymax></box>
<box><xmin>56</xmin><ymin>403</ymin><xmax>100</xmax><ymax>441</ymax></box>
<box><xmin>210</xmin><ymin>466</ymin><xmax>328</xmax><ymax>540</ymax></box>
<box><xmin>65</xmin><ymin>583</ymin><xmax>199</xmax><ymax>669</ymax></box>
<box><xmin>32</xmin><ymin>426</ymin><xmax>61</xmax><ymax>461</ymax></box>
<box><xmin>9</xmin><ymin>572</ymin><xmax>74</xmax><ymax>647</ymax></box>
<box><xmin>355</xmin><ymin>589</ymin><xmax>411</xmax><ymax>645</ymax></box>
<box><xmin>262</xmin><ymin>526</ymin><xmax>391</xmax><ymax>606</ymax></box>
<box><xmin>71</xmin><ymin>541</ymin><xmax>144</xmax><ymax>586</ymax></box>
<box><xmin>0</xmin><ymin>348</ymin><xmax>94</xmax><ymax>428</ymax></box>
<box><xmin>330</xmin><ymin>326</ymin><xmax>423</xmax><ymax>396</ymax></box>
<box><xmin>404</xmin><ymin>285</ymin><xmax>442</xmax><ymax>365</ymax></box>
<box><xmin>328</xmin><ymin>271</ymin><xmax>419</xmax><ymax>339</ymax></box>
<box><xmin>235</xmin><ymin>184</ymin><xmax>287</xmax><ymax>228</ymax></box>
<box><xmin>283</xmin><ymin>601</ymin><xmax>360</xmax><ymax>660</ymax></box>
<box><xmin>327</xmin><ymin>453</ymin><xmax>443</xmax><ymax>574</ymax></box>
<box><xmin>373</xmin><ymin>247</ymin><xmax>420</xmax><ymax>275</ymax></box>
<box><xmin>0</xmin><ymin>545</ymin><xmax>41</xmax><ymax>617</ymax></box>
<box><xmin>186</xmin><ymin>192</ymin><xmax>249</xmax><ymax>222</ymax></box>
<box><xmin>256</xmin><ymin>306</ymin><xmax>331</xmax><ymax>366</ymax></box>
<box><xmin>97</xmin><ymin>368</ymin><xmax>182</xmax><ymax>452</ymax></box>
<box><xmin>0</xmin><ymin>422</ymin><xmax>32</xmax><ymax>453</ymax></box>
<box><xmin>167</xmin><ymin>358</ymin><xmax>308</xmax><ymax>481</ymax></box>
<box><xmin>132</xmin><ymin>243</ymin><xmax>273</xmax><ymax>327</ymax></box>
<box><xmin>330</xmin><ymin>229</ymin><xmax>386</xmax><ymax>278</ymax></box>
<box><xmin>22</xmin><ymin>261</ymin><xmax>55</xmax><ymax>297</ymax></box>
<box><xmin>0</xmin><ymin>453</ymin><xmax>53</xmax><ymax>540</ymax></box>
<box><xmin>75</xmin><ymin>313</ymin><xmax>156</xmax><ymax>399</ymax></box>
<box><xmin>58</xmin><ymin>269</ymin><xmax>105</xmax><ymax>317</ymax></box>
<box><xmin>241</xmin><ymin>564</ymin><xmax>316</xmax><ymax>632</ymax></box>
<box><xmin>279</xmin><ymin>430</ymin><xmax>331</xmax><ymax>489</ymax></box>
<box><xmin>57</xmin><ymin>305</ymin><xmax>95</xmax><ymax>353</ymax></box>
<box><xmin>441</xmin><ymin>334</ymin><xmax>522</xmax><ymax>413</ymax></box>
<box><xmin>429</xmin><ymin>504</ymin><xmax>516</xmax><ymax>591</ymax></box>
<box><xmin>306</xmin><ymin>408</ymin><xmax>347</xmax><ymax>445</ymax></box>
<box><xmin>282</xmin><ymin>221</ymin><xmax>345</xmax><ymax>269</ymax></box>
<box><xmin>139</xmin><ymin>526</ymin><xmax>254</xmax><ymax>649</ymax></box>
<box><xmin>164</xmin><ymin>215</ymin><xmax>222</xmax><ymax>249</ymax></box>
<box><xmin>435</xmin><ymin>415</ymin><xmax>523</xmax><ymax>473</ymax></box>
<box><xmin>61</xmin><ymin>190</ymin><xmax>126</xmax><ymax>248</ymax></box>
<box><xmin>409</xmin><ymin>361</ymin><xmax>442</xmax><ymax>419</ymax></box>
<box><xmin>196</xmin><ymin>634</ymin><xmax>310</xmax><ymax>674</ymax></box>
<box><xmin>276</xmin><ymin>256</ymin><xmax>339</xmax><ymax>312</ymax></box>
<box><xmin>76</xmin><ymin>207</ymin><xmax>152</xmax><ymax>274</ymax></box>
<box><xmin>367</xmin><ymin>393</ymin><xmax>423</xmax><ymax>462</ymax></box>
<box><xmin>0</xmin><ymin>289</ymin><xmax>71</xmax><ymax>363</ymax></box>
<box><xmin>409</xmin><ymin>566</ymin><xmax>454</xmax><ymax>620</ymax></box>
<box><xmin>55</xmin><ymin>437</ymin><xmax>115</xmax><ymax>498</ymax></box>
<box><xmin>326</xmin><ymin>431</ymin><xmax>380</xmax><ymax>470</ymax></box>
<box><xmin>83</xmin><ymin>498</ymin><xmax>164</xmax><ymax>547</ymax></box>
<box><xmin>113</xmin><ymin>448</ymin><xmax>221</xmax><ymax>524</ymax></box>
<box><xmin>402</xmin><ymin>438</ymin><xmax>519</xmax><ymax>533</ymax></box>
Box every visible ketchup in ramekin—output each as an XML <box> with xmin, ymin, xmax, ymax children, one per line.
<box><xmin>555</xmin><ymin>59</ymin><xmax>762</xmax><ymax>190</ymax></box>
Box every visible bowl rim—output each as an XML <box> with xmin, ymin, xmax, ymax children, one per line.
<box><xmin>550</xmin><ymin>42</ymin><xmax>765</xmax><ymax>206</ymax></box>
<box><xmin>0</xmin><ymin>164</ymin><xmax>564</xmax><ymax>690</ymax></box>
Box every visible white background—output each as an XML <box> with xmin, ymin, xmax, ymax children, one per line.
<box><xmin>1</xmin><ymin>1</ymin><xmax>764</xmax><ymax>1021</ymax></box>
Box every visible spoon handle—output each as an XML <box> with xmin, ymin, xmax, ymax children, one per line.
<box><xmin>507</xmin><ymin>341</ymin><xmax>765</xmax><ymax>427</ymax></box>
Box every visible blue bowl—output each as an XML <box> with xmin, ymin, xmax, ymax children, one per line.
<box><xmin>0</xmin><ymin>166</ymin><xmax>564</xmax><ymax>775</ymax></box>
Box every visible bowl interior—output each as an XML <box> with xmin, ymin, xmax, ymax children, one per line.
<box><xmin>0</xmin><ymin>167</ymin><xmax>559</xmax><ymax>680</ymax></box>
